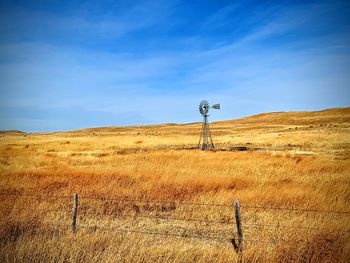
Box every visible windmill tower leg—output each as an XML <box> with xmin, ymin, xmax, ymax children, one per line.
<box><xmin>207</xmin><ymin>118</ymin><xmax>214</xmax><ymax>148</ymax></box>
<box><xmin>198</xmin><ymin>119</ymin><xmax>204</xmax><ymax>149</ymax></box>
<box><xmin>204</xmin><ymin>115</ymin><xmax>209</xmax><ymax>149</ymax></box>
<box><xmin>198</xmin><ymin>116</ymin><xmax>206</xmax><ymax>150</ymax></box>
<box><xmin>198</xmin><ymin>114</ymin><xmax>214</xmax><ymax>150</ymax></box>
<box><xmin>197</xmin><ymin>123</ymin><xmax>203</xmax><ymax>149</ymax></box>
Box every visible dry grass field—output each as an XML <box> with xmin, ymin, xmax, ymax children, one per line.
<box><xmin>0</xmin><ymin>107</ymin><xmax>349</xmax><ymax>262</ymax></box>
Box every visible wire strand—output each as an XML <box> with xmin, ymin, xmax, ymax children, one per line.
<box><xmin>0</xmin><ymin>193</ymin><xmax>71</xmax><ymax>199</ymax></box>
<box><xmin>241</xmin><ymin>205</ymin><xmax>350</xmax><ymax>215</ymax></box>
<box><xmin>0</xmin><ymin>207</ymin><xmax>68</xmax><ymax>213</ymax></box>
<box><xmin>1</xmin><ymin>192</ymin><xmax>350</xmax><ymax>214</ymax></box>
<box><xmin>79</xmin><ymin>195</ymin><xmax>232</xmax><ymax>208</ymax></box>
<box><xmin>84</xmin><ymin>210</ymin><xmax>233</xmax><ymax>225</ymax></box>
<box><xmin>34</xmin><ymin>222</ymin><xmax>240</xmax><ymax>242</ymax></box>
<box><xmin>243</xmin><ymin>223</ymin><xmax>350</xmax><ymax>233</ymax></box>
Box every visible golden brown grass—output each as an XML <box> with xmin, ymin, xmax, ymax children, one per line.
<box><xmin>0</xmin><ymin>107</ymin><xmax>349</xmax><ymax>262</ymax></box>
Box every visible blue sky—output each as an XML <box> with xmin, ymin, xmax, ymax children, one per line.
<box><xmin>0</xmin><ymin>0</ymin><xmax>349</xmax><ymax>132</ymax></box>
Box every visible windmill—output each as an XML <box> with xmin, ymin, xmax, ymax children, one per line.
<box><xmin>198</xmin><ymin>100</ymin><xmax>220</xmax><ymax>150</ymax></box>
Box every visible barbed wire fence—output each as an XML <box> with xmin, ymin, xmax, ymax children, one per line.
<box><xmin>1</xmin><ymin>192</ymin><xmax>349</xmax><ymax>259</ymax></box>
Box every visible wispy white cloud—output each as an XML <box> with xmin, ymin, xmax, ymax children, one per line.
<box><xmin>0</xmin><ymin>0</ymin><xmax>177</xmax><ymax>41</ymax></box>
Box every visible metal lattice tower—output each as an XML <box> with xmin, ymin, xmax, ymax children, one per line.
<box><xmin>198</xmin><ymin>100</ymin><xmax>220</xmax><ymax>150</ymax></box>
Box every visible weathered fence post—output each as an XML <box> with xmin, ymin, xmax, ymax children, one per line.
<box><xmin>233</xmin><ymin>199</ymin><xmax>243</xmax><ymax>263</ymax></box>
<box><xmin>72</xmin><ymin>193</ymin><xmax>78</xmax><ymax>233</ymax></box>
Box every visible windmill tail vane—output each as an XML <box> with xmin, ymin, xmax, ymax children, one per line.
<box><xmin>212</xmin><ymin>104</ymin><xmax>220</xmax><ymax>110</ymax></box>
<box><xmin>198</xmin><ymin>100</ymin><xmax>220</xmax><ymax>150</ymax></box>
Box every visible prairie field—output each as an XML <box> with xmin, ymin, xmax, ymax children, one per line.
<box><xmin>0</xmin><ymin>107</ymin><xmax>350</xmax><ymax>262</ymax></box>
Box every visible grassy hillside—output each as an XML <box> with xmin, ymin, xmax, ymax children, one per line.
<box><xmin>2</xmin><ymin>106</ymin><xmax>349</xmax><ymax>157</ymax></box>
<box><xmin>0</xmin><ymin>107</ymin><xmax>349</xmax><ymax>262</ymax></box>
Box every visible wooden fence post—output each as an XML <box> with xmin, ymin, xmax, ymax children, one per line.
<box><xmin>72</xmin><ymin>193</ymin><xmax>78</xmax><ymax>233</ymax></box>
<box><xmin>233</xmin><ymin>199</ymin><xmax>243</xmax><ymax>262</ymax></box>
